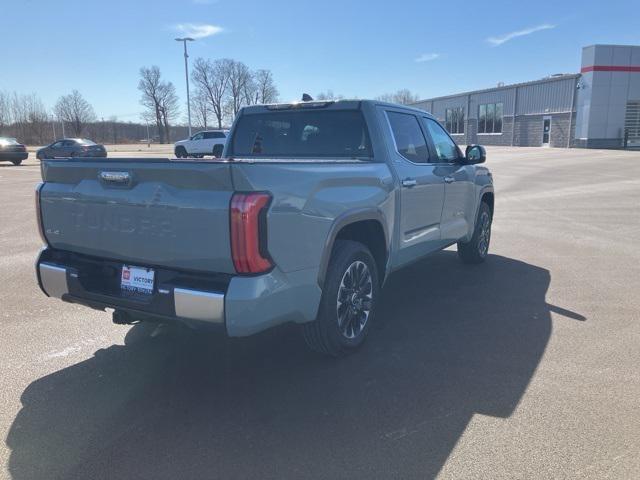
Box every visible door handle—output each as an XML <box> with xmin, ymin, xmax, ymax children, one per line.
<box><xmin>402</xmin><ymin>178</ymin><xmax>417</xmax><ymax>188</ymax></box>
<box><xmin>444</xmin><ymin>176</ymin><xmax>455</xmax><ymax>183</ymax></box>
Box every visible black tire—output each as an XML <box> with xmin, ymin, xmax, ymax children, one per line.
<box><xmin>212</xmin><ymin>144</ymin><xmax>224</xmax><ymax>158</ymax></box>
<box><xmin>11</xmin><ymin>159</ymin><xmax>22</xmax><ymax>166</ymax></box>
<box><xmin>457</xmin><ymin>201</ymin><xmax>492</xmax><ymax>264</ymax></box>
<box><xmin>175</xmin><ymin>146</ymin><xmax>187</xmax><ymax>158</ymax></box>
<box><xmin>303</xmin><ymin>240</ymin><xmax>379</xmax><ymax>356</ymax></box>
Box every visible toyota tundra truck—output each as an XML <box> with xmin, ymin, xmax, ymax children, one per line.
<box><xmin>35</xmin><ymin>100</ymin><xmax>494</xmax><ymax>356</ymax></box>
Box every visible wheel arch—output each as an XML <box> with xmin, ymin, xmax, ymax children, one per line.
<box><xmin>318</xmin><ymin>209</ymin><xmax>390</xmax><ymax>288</ymax></box>
<box><xmin>481</xmin><ymin>189</ymin><xmax>494</xmax><ymax>215</ymax></box>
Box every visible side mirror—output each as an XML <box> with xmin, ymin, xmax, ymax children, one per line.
<box><xmin>465</xmin><ymin>145</ymin><xmax>486</xmax><ymax>164</ymax></box>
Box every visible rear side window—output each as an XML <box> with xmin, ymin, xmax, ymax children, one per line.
<box><xmin>231</xmin><ymin>110</ymin><xmax>372</xmax><ymax>158</ymax></box>
<box><xmin>204</xmin><ymin>132</ymin><xmax>226</xmax><ymax>139</ymax></box>
<box><xmin>386</xmin><ymin>111</ymin><xmax>429</xmax><ymax>163</ymax></box>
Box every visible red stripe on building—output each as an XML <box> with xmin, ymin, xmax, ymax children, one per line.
<box><xmin>581</xmin><ymin>65</ymin><xmax>640</xmax><ymax>73</ymax></box>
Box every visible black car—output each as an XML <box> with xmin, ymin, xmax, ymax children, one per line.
<box><xmin>36</xmin><ymin>138</ymin><xmax>107</xmax><ymax>160</ymax></box>
<box><xmin>0</xmin><ymin>137</ymin><xmax>28</xmax><ymax>165</ymax></box>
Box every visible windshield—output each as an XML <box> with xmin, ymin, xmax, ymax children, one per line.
<box><xmin>0</xmin><ymin>137</ymin><xmax>19</xmax><ymax>146</ymax></box>
<box><xmin>231</xmin><ymin>110</ymin><xmax>372</xmax><ymax>158</ymax></box>
<box><xmin>77</xmin><ymin>139</ymin><xmax>97</xmax><ymax>145</ymax></box>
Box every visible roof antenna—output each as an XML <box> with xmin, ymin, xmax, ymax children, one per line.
<box><xmin>301</xmin><ymin>93</ymin><xmax>313</xmax><ymax>102</ymax></box>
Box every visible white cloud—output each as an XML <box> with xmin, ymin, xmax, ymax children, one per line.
<box><xmin>487</xmin><ymin>24</ymin><xmax>555</xmax><ymax>46</ymax></box>
<box><xmin>174</xmin><ymin>23</ymin><xmax>223</xmax><ymax>39</ymax></box>
<box><xmin>415</xmin><ymin>53</ymin><xmax>440</xmax><ymax>63</ymax></box>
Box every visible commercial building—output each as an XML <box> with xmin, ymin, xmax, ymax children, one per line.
<box><xmin>413</xmin><ymin>44</ymin><xmax>640</xmax><ymax>148</ymax></box>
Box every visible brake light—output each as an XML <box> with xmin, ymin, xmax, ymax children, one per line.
<box><xmin>230</xmin><ymin>192</ymin><xmax>273</xmax><ymax>274</ymax></box>
<box><xmin>35</xmin><ymin>183</ymin><xmax>48</xmax><ymax>245</ymax></box>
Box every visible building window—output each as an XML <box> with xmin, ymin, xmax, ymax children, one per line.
<box><xmin>478</xmin><ymin>102</ymin><xmax>503</xmax><ymax>134</ymax></box>
<box><xmin>445</xmin><ymin>107</ymin><xmax>465</xmax><ymax>134</ymax></box>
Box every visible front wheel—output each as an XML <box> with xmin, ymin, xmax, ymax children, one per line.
<box><xmin>457</xmin><ymin>201</ymin><xmax>492</xmax><ymax>264</ymax></box>
<box><xmin>175</xmin><ymin>146</ymin><xmax>187</xmax><ymax>158</ymax></box>
<box><xmin>303</xmin><ymin>240</ymin><xmax>379</xmax><ymax>356</ymax></box>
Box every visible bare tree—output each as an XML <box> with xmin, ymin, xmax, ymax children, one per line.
<box><xmin>1</xmin><ymin>92</ymin><xmax>50</xmax><ymax>144</ymax></box>
<box><xmin>227</xmin><ymin>60</ymin><xmax>251</xmax><ymax>116</ymax></box>
<box><xmin>138</xmin><ymin>66</ymin><xmax>168</xmax><ymax>143</ymax></box>
<box><xmin>0</xmin><ymin>91</ymin><xmax>10</xmax><ymax>134</ymax></box>
<box><xmin>192</xmin><ymin>91</ymin><xmax>210</xmax><ymax>129</ymax></box>
<box><xmin>316</xmin><ymin>90</ymin><xmax>344</xmax><ymax>101</ymax></box>
<box><xmin>192</xmin><ymin>58</ymin><xmax>232</xmax><ymax>129</ymax></box>
<box><xmin>54</xmin><ymin>90</ymin><xmax>96</xmax><ymax>137</ymax></box>
<box><xmin>252</xmin><ymin>69</ymin><xmax>279</xmax><ymax>104</ymax></box>
<box><xmin>243</xmin><ymin>74</ymin><xmax>260</xmax><ymax>106</ymax></box>
<box><xmin>376</xmin><ymin>89</ymin><xmax>420</xmax><ymax>105</ymax></box>
<box><xmin>158</xmin><ymin>82</ymin><xmax>180</xmax><ymax>142</ymax></box>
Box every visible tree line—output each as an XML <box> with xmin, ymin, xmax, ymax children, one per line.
<box><xmin>0</xmin><ymin>57</ymin><xmax>421</xmax><ymax>146</ymax></box>
<box><xmin>137</xmin><ymin>58</ymin><xmax>280</xmax><ymax>139</ymax></box>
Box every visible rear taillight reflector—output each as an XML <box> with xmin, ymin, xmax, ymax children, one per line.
<box><xmin>230</xmin><ymin>192</ymin><xmax>273</xmax><ymax>274</ymax></box>
<box><xmin>35</xmin><ymin>183</ymin><xmax>48</xmax><ymax>245</ymax></box>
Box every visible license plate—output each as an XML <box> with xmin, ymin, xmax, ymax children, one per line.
<box><xmin>120</xmin><ymin>265</ymin><xmax>155</xmax><ymax>295</ymax></box>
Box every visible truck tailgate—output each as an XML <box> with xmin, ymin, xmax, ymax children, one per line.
<box><xmin>39</xmin><ymin>159</ymin><xmax>236</xmax><ymax>274</ymax></box>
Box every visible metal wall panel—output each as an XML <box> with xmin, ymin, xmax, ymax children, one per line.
<box><xmin>469</xmin><ymin>89</ymin><xmax>515</xmax><ymax>119</ymax></box>
<box><xmin>431</xmin><ymin>96</ymin><xmax>467</xmax><ymax>121</ymax></box>
<box><xmin>516</xmin><ymin>77</ymin><xmax>577</xmax><ymax>115</ymax></box>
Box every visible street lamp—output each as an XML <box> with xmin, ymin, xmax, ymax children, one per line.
<box><xmin>175</xmin><ymin>37</ymin><xmax>194</xmax><ymax>137</ymax></box>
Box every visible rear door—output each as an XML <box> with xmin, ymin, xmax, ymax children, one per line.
<box><xmin>421</xmin><ymin>118</ymin><xmax>475</xmax><ymax>242</ymax></box>
<box><xmin>202</xmin><ymin>132</ymin><xmax>224</xmax><ymax>153</ymax></box>
<box><xmin>383</xmin><ymin>109</ymin><xmax>446</xmax><ymax>265</ymax></box>
<box><xmin>47</xmin><ymin>141</ymin><xmax>65</xmax><ymax>158</ymax></box>
<box><xmin>39</xmin><ymin>159</ymin><xmax>237</xmax><ymax>273</ymax></box>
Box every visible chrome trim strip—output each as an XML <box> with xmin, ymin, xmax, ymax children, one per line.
<box><xmin>174</xmin><ymin>288</ymin><xmax>224</xmax><ymax>323</ymax></box>
<box><xmin>39</xmin><ymin>263</ymin><xmax>69</xmax><ymax>298</ymax></box>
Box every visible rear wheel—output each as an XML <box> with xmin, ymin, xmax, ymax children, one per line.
<box><xmin>11</xmin><ymin>159</ymin><xmax>22</xmax><ymax>166</ymax></box>
<box><xmin>212</xmin><ymin>144</ymin><xmax>224</xmax><ymax>158</ymax></box>
<box><xmin>303</xmin><ymin>240</ymin><xmax>379</xmax><ymax>356</ymax></box>
<box><xmin>457</xmin><ymin>201</ymin><xmax>492</xmax><ymax>264</ymax></box>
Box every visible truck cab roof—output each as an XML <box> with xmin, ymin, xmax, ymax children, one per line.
<box><xmin>240</xmin><ymin>99</ymin><xmax>436</xmax><ymax>120</ymax></box>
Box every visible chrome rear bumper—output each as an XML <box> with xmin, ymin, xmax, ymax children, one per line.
<box><xmin>37</xmin><ymin>261</ymin><xmax>224</xmax><ymax>324</ymax></box>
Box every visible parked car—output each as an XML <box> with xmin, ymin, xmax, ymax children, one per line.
<box><xmin>174</xmin><ymin>130</ymin><xmax>228</xmax><ymax>158</ymax></box>
<box><xmin>36</xmin><ymin>138</ymin><xmax>107</xmax><ymax>160</ymax></box>
<box><xmin>0</xmin><ymin>137</ymin><xmax>28</xmax><ymax>165</ymax></box>
<box><xmin>35</xmin><ymin>100</ymin><xmax>493</xmax><ymax>356</ymax></box>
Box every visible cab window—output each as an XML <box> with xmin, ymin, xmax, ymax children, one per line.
<box><xmin>386</xmin><ymin>111</ymin><xmax>429</xmax><ymax>163</ymax></box>
<box><xmin>422</xmin><ymin>118</ymin><xmax>461</xmax><ymax>162</ymax></box>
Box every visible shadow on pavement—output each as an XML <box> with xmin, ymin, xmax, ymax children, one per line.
<box><xmin>6</xmin><ymin>252</ymin><xmax>585</xmax><ymax>480</ymax></box>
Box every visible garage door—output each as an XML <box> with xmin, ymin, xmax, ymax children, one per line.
<box><xmin>625</xmin><ymin>101</ymin><xmax>640</xmax><ymax>147</ymax></box>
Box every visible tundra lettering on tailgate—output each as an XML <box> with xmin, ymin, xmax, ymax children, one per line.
<box><xmin>70</xmin><ymin>205</ymin><xmax>176</xmax><ymax>238</ymax></box>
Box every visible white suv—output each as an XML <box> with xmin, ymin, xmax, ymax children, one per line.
<box><xmin>174</xmin><ymin>130</ymin><xmax>228</xmax><ymax>158</ymax></box>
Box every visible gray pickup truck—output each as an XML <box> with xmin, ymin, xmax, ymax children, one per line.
<box><xmin>35</xmin><ymin>100</ymin><xmax>494</xmax><ymax>356</ymax></box>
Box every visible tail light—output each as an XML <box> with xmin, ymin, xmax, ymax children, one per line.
<box><xmin>230</xmin><ymin>192</ymin><xmax>273</xmax><ymax>274</ymax></box>
<box><xmin>35</xmin><ymin>183</ymin><xmax>48</xmax><ymax>245</ymax></box>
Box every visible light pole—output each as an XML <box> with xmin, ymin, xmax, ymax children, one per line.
<box><xmin>175</xmin><ymin>37</ymin><xmax>194</xmax><ymax>137</ymax></box>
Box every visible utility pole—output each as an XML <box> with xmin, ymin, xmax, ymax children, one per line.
<box><xmin>146</xmin><ymin>123</ymin><xmax>150</xmax><ymax>148</ymax></box>
<box><xmin>51</xmin><ymin>114</ymin><xmax>56</xmax><ymax>141</ymax></box>
<box><xmin>175</xmin><ymin>37</ymin><xmax>194</xmax><ymax>137</ymax></box>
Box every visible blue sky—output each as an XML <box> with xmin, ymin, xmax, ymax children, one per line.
<box><xmin>3</xmin><ymin>0</ymin><xmax>639</xmax><ymax>122</ymax></box>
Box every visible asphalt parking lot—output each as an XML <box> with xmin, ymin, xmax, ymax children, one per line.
<box><xmin>1</xmin><ymin>146</ymin><xmax>639</xmax><ymax>479</ymax></box>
